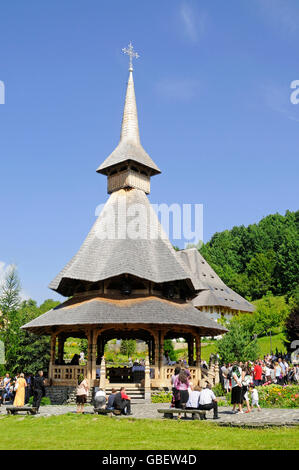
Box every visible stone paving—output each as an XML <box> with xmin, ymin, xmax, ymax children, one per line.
<box><xmin>1</xmin><ymin>403</ymin><xmax>298</xmax><ymax>427</ymax></box>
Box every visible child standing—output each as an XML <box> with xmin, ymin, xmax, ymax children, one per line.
<box><xmin>249</xmin><ymin>385</ymin><xmax>261</xmax><ymax>412</ymax></box>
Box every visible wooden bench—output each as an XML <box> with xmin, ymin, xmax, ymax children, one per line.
<box><xmin>6</xmin><ymin>406</ymin><xmax>37</xmax><ymax>415</ymax></box>
<box><xmin>157</xmin><ymin>408</ymin><xmax>206</xmax><ymax>420</ymax></box>
<box><xmin>94</xmin><ymin>408</ymin><xmax>122</xmax><ymax>416</ymax></box>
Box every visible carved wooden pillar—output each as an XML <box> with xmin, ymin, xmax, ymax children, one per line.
<box><xmin>144</xmin><ymin>356</ymin><xmax>151</xmax><ymax>401</ymax></box>
<box><xmin>99</xmin><ymin>356</ymin><xmax>106</xmax><ymax>390</ymax></box>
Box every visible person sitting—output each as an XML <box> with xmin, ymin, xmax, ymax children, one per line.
<box><xmin>106</xmin><ymin>388</ymin><xmax>117</xmax><ymax>410</ymax></box>
<box><xmin>94</xmin><ymin>388</ymin><xmax>106</xmax><ymax>409</ymax></box>
<box><xmin>186</xmin><ymin>384</ymin><xmax>201</xmax><ymax>409</ymax></box>
<box><xmin>3</xmin><ymin>382</ymin><xmax>14</xmax><ymax>404</ymax></box>
<box><xmin>197</xmin><ymin>382</ymin><xmax>219</xmax><ymax>420</ymax></box>
<box><xmin>113</xmin><ymin>387</ymin><xmax>132</xmax><ymax>415</ymax></box>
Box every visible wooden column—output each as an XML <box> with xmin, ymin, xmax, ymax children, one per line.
<box><xmin>195</xmin><ymin>336</ymin><xmax>201</xmax><ymax>367</ymax></box>
<box><xmin>87</xmin><ymin>330</ymin><xmax>92</xmax><ymax>384</ymax></box>
<box><xmin>153</xmin><ymin>330</ymin><xmax>159</xmax><ymax>378</ymax></box>
<box><xmin>158</xmin><ymin>330</ymin><xmax>165</xmax><ymax>379</ymax></box>
<box><xmin>48</xmin><ymin>333</ymin><xmax>57</xmax><ymax>381</ymax></box>
<box><xmin>189</xmin><ymin>337</ymin><xmax>194</xmax><ymax>366</ymax></box>
<box><xmin>57</xmin><ymin>334</ymin><xmax>65</xmax><ymax>365</ymax></box>
<box><xmin>91</xmin><ymin>330</ymin><xmax>97</xmax><ymax>382</ymax></box>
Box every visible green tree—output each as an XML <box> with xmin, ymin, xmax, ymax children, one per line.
<box><xmin>120</xmin><ymin>339</ymin><xmax>136</xmax><ymax>358</ymax></box>
<box><xmin>252</xmin><ymin>293</ymin><xmax>290</xmax><ymax>336</ymax></box>
<box><xmin>216</xmin><ymin>322</ymin><xmax>259</xmax><ymax>363</ymax></box>
<box><xmin>0</xmin><ymin>265</ymin><xmax>21</xmax><ymax>327</ymax></box>
<box><xmin>199</xmin><ymin>210</ymin><xmax>299</xmax><ymax>300</ymax></box>
<box><xmin>164</xmin><ymin>339</ymin><xmax>176</xmax><ymax>361</ymax></box>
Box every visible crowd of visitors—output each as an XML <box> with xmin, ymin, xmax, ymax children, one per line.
<box><xmin>220</xmin><ymin>355</ymin><xmax>299</xmax><ymax>414</ymax></box>
<box><xmin>0</xmin><ymin>370</ymin><xmax>46</xmax><ymax>411</ymax></box>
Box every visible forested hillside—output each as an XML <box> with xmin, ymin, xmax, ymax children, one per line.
<box><xmin>200</xmin><ymin>210</ymin><xmax>299</xmax><ymax>301</ymax></box>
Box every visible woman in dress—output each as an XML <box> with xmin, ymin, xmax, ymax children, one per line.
<box><xmin>173</xmin><ymin>370</ymin><xmax>190</xmax><ymax>418</ymax></box>
<box><xmin>76</xmin><ymin>375</ymin><xmax>89</xmax><ymax>413</ymax></box>
<box><xmin>231</xmin><ymin>364</ymin><xmax>243</xmax><ymax>414</ymax></box>
<box><xmin>170</xmin><ymin>366</ymin><xmax>181</xmax><ymax>408</ymax></box>
<box><xmin>13</xmin><ymin>373</ymin><xmax>27</xmax><ymax>407</ymax></box>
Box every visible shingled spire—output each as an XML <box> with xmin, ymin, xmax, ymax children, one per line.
<box><xmin>120</xmin><ymin>70</ymin><xmax>140</xmax><ymax>145</ymax></box>
<box><xmin>96</xmin><ymin>43</ymin><xmax>160</xmax><ymax>194</ymax></box>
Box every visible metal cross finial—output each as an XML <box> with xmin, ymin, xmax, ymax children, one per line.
<box><xmin>122</xmin><ymin>42</ymin><xmax>140</xmax><ymax>71</ymax></box>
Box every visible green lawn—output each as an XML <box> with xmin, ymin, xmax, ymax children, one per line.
<box><xmin>0</xmin><ymin>414</ymin><xmax>298</xmax><ymax>450</ymax></box>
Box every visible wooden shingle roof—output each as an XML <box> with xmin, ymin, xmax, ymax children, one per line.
<box><xmin>176</xmin><ymin>248</ymin><xmax>254</xmax><ymax>313</ymax></box>
<box><xmin>49</xmin><ymin>188</ymin><xmax>193</xmax><ymax>296</ymax></box>
<box><xmin>22</xmin><ymin>294</ymin><xmax>228</xmax><ymax>335</ymax></box>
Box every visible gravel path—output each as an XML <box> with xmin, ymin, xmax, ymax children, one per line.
<box><xmin>1</xmin><ymin>403</ymin><xmax>298</xmax><ymax>427</ymax></box>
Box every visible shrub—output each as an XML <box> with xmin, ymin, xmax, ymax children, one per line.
<box><xmin>212</xmin><ymin>383</ymin><xmax>224</xmax><ymax>397</ymax></box>
<box><xmin>28</xmin><ymin>396</ymin><xmax>51</xmax><ymax>406</ymax></box>
<box><xmin>151</xmin><ymin>391</ymin><xmax>172</xmax><ymax>403</ymax></box>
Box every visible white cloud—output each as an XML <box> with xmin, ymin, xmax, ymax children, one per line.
<box><xmin>155</xmin><ymin>77</ymin><xmax>200</xmax><ymax>102</ymax></box>
<box><xmin>179</xmin><ymin>2</ymin><xmax>207</xmax><ymax>43</ymax></box>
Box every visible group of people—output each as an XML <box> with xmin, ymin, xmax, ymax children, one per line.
<box><xmin>221</xmin><ymin>356</ymin><xmax>298</xmax><ymax>392</ymax></box>
<box><xmin>76</xmin><ymin>375</ymin><xmax>132</xmax><ymax>415</ymax></box>
<box><xmin>170</xmin><ymin>363</ymin><xmax>219</xmax><ymax>419</ymax></box>
<box><xmin>0</xmin><ymin>371</ymin><xmax>46</xmax><ymax>412</ymax></box>
<box><xmin>220</xmin><ymin>357</ymin><xmax>299</xmax><ymax>414</ymax></box>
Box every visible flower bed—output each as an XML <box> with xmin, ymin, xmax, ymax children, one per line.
<box><xmin>256</xmin><ymin>384</ymin><xmax>299</xmax><ymax>408</ymax></box>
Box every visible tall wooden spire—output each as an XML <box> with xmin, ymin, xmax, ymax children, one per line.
<box><xmin>96</xmin><ymin>43</ymin><xmax>160</xmax><ymax>193</ymax></box>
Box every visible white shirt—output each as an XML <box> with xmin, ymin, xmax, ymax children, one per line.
<box><xmin>251</xmin><ymin>389</ymin><xmax>259</xmax><ymax>401</ymax></box>
<box><xmin>95</xmin><ymin>390</ymin><xmax>106</xmax><ymax>398</ymax></box>
<box><xmin>186</xmin><ymin>390</ymin><xmax>201</xmax><ymax>408</ymax></box>
<box><xmin>198</xmin><ymin>388</ymin><xmax>216</xmax><ymax>405</ymax></box>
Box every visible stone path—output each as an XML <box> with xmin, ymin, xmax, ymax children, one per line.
<box><xmin>1</xmin><ymin>403</ymin><xmax>298</xmax><ymax>427</ymax></box>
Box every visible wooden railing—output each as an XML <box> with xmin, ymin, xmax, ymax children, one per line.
<box><xmin>52</xmin><ymin>365</ymin><xmax>87</xmax><ymax>383</ymax></box>
<box><xmin>162</xmin><ymin>366</ymin><xmax>202</xmax><ymax>384</ymax></box>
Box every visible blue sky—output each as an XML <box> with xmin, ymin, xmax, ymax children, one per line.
<box><xmin>0</xmin><ymin>0</ymin><xmax>298</xmax><ymax>304</ymax></box>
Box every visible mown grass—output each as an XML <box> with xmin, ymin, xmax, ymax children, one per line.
<box><xmin>0</xmin><ymin>414</ymin><xmax>298</xmax><ymax>450</ymax></box>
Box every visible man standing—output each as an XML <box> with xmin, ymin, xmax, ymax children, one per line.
<box><xmin>113</xmin><ymin>387</ymin><xmax>132</xmax><ymax>415</ymax></box>
<box><xmin>198</xmin><ymin>382</ymin><xmax>219</xmax><ymax>420</ymax></box>
<box><xmin>253</xmin><ymin>361</ymin><xmax>263</xmax><ymax>386</ymax></box>
<box><xmin>32</xmin><ymin>370</ymin><xmax>45</xmax><ymax>412</ymax></box>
